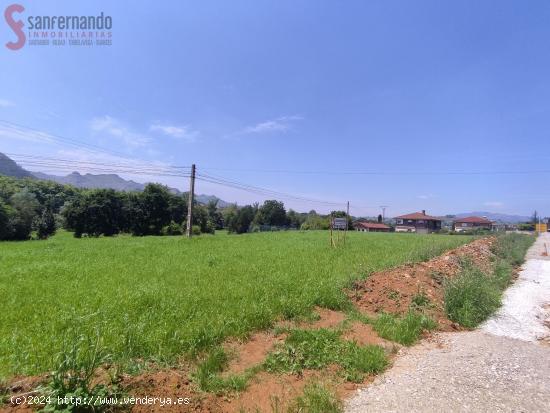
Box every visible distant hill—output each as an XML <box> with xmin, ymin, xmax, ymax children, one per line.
<box><xmin>0</xmin><ymin>152</ymin><xmax>230</xmax><ymax>205</ymax></box>
<box><xmin>195</xmin><ymin>194</ymin><xmax>231</xmax><ymax>208</ymax></box>
<box><xmin>0</xmin><ymin>152</ymin><xmax>33</xmax><ymax>178</ymax></box>
<box><xmin>33</xmin><ymin>171</ymin><xmax>146</xmax><ymax>192</ymax></box>
<box><xmin>454</xmin><ymin>211</ymin><xmax>531</xmax><ymax>224</ymax></box>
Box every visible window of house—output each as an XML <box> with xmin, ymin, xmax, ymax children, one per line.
<box><xmin>417</xmin><ymin>220</ymin><xmax>424</xmax><ymax>224</ymax></box>
<box><xmin>397</xmin><ymin>219</ymin><xmax>403</xmax><ymax>224</ymax></box>
<box><xmin>461</xmin><ymin>223</ymin><xmax>467</xmax><ymax>227</ymax></box>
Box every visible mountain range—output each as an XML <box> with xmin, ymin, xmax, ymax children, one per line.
<box><xmin>452</xmin><ymin>211</ymin><xmax>531</xmax><ymax>224</ymax></box>
<box><xmin>0</xmin><ymin>152</ymin><xmax>230</xmax><ymax>207</ymax></box>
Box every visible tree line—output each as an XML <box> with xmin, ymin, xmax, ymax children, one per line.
<box><xmin>0</xmin><ymin>175</ymin><xmax>349</xmax><ymax>240</ymax></box>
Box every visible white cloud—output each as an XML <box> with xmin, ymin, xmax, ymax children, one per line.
<box><xmin>417</xmin><ymin>194</ymin><xmax>436</xmax><ymax>200</ymax></box>
<box><xmin>90</xmin><ymin>116</ymin><xmax>151</xmax><ymax>147</ymax></box>
<box><xmin>0</xmin><ymin>122</ymin><xmax>56</xmax><ymax>143</ymax></box>
<box><xmin>0</xmin><ymin>99</ymin><xmax>15</xmax><ymax>108</ymax></box>
<box><xmin>236</xmin><ymin>115</ymin><xmax>304</xmax><ymax>136</ymax></box>
<box><xmin>150</xmin><ymin>123</ymin><xmax>199</xmax><ymax>142</ymax></box>
<box><xmin>484</xmin><ymin>201</ymin><xmax>504</xmax><ymax>208</ymax></box>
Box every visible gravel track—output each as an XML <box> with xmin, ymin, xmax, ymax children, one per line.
<box><xmin>346</xmin><ymin>233</ymin><xmax>550</xmax><ymax>413</ymax></box>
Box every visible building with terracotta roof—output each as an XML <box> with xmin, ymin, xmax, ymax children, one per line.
<box><xmin>353</xmin><ymin>221</ymin><xmax>390</xmax><ymax>232</ymax></box>
<box><xmin>394</xmin><ymin>210</ymin><xmax>441</xmax><ymax>234</ymax></box>
<box><xmin>453</xmin><ymin>216</ymin><xmax>493</xmax><ymax>232</ymax></box>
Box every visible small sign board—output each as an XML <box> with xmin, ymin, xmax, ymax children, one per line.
<box><xmin>332</xmin><ymin>217</ymin><xmax>347</xmax><ymax>230</ymax></box>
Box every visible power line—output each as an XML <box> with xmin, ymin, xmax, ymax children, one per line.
<box><xmin>196</xmin><ymin>172</ymin><xmax>351</xmax><ymax>208</ymax></box>
<box><xmin>0</xmin><ymin>157</ymin><xmax>190</xmax><ymax>178</ymax></box>
<box><xmin>6</xmin><ymin>153</ymin><xmax>191</xmax><ymax>174</ymax></box>
<box><xmin>200</xmin><ymin>166</ymin><xmax>550</xmax><ymax>176</ymax></box>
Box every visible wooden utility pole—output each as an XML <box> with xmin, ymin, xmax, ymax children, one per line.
<box><xmin>186</xmin><ymin>164</ymin><xmax>196</xmax><ymax>238</ymax></box>
<box><xmin>344</xmin><ymin>201</ymin><xmax>349</xmax><ymax>244</ymax></box>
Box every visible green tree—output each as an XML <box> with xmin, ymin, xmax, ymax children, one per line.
<box><xmin>9</xmin><ymin>189</ymin><xmax>40</xmax><ymax>240</ymax></box>
<box><xmin>287</xmin><ymin>209</ymin><xmax>306</xmax><ymax>229</ymax></box>
<box><xmin>35</xmin><ymin>207</ymin><xmax>57</xmax><ymax>239</ymax></box>
<box><xmin>257</xmin><ymin>200</ymin><xmax>288</xmax><ymax>227</ymax></box>
<box><xmin>0</xmin><ymin>199</ymin><xmax>13</xmax><ymax>240</ymax></box>
<box><xmin>206</xmin><ymin>200</ymin><xmax>223</xmax><ymax>229</ymax></box>
<box><xmin>140</xmin><ymin>184</ymin><xmax>172</xmax><ymax>235</ymax></box>
<box><xmin>63</xmin><ymin>189</ymin><xmax>125</xmax><ymax>237</ymax></box>
<box><xmin>227</xmin><ymin>205</ymin><xmax>255</xmax><ymax>234</ymax></box>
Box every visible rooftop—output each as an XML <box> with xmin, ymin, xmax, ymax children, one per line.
<box><xmin>454</xmin><ymin>216</ymin><xmax>493</xmax><ymax>224</ymax></box>
<box><xmin>354</xmin><ymin>222</ymin><xmax>390</xmax><ymax>230</ymax></box>
<box><xmin>394</xmin><ymin>211</ymin><xmax>441</xmax><ymax>221</ymax></box>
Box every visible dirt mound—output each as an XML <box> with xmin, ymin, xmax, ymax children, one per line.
<box><xmin>350</xmin><ymin>237</ymin><xmax>496</xmax><ymax>329</ymax></box>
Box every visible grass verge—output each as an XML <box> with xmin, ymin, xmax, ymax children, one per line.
<box><xmin>444</xmin><ymin>233</ymin><xmax>535</xmax><ymax>328</ymax></box>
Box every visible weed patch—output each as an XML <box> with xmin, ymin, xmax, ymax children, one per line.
<box><xmin>373</xmin><ymin>312</ymin><xmax>436</xmax><ymax>346</ymax></box>
<box><xmin>192</xmin><ymin>348</ymin><xmax>256</xmax><ymax>394</ymax></box>
<box><xmin>264</xmin><ymin>329</ymin><xmax>387</xmax><ymax>382</ymax></box>
<box><xmin>40</xmin><ymin>334</ymin><xmax>122</xmax><ymax>412</ymax></box>
<box><xmin>288</xmin><ymin>382</ymin><xmax>342</xmax><ymax>413</ymax></box>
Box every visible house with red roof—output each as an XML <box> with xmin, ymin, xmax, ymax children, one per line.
<box><xmin>353</xmin><ymin>221</ymin><xmax>390</xmax><ymax>232</ymax></box>
<box><xmin>394</xmin><ymin>210</ymin><xmax>441</xmax><ymax>234</ymax></box>
<box><xmin>453</xmin><ymin>216</ymin><xmax>493</xmax><ymax>232</ymax></box>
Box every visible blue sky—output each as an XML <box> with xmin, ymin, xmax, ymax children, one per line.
<box><xmin>1</xmin><ymin>0</ymin><xmax>549</xmax><ymax>217</ymax></box>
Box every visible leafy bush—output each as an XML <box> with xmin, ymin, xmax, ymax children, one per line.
<box><xmin>161</xmin><ymin>221</ymin><xmax>183</xmax><ymax>236</ymax></box>
<box><xmin>35</xmin><ymin>208</ymin><xmax>57</xmax><ymax>239</ymax></box>
<box><xmin>373</xmin><ymin>312</ymin><xmax>436</xmax><ymax>346</ymax></box>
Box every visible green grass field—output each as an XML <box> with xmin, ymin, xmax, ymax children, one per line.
<box><xmin>0</xmin><ymin>230</ymin><xmax>472</xmax><ymax>379</ymax></box>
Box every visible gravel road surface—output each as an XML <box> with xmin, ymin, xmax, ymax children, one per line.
<box><xmin>346</xmin><ymin>233</ymin><xmax>550</xmax><ymax>413</ymax></box>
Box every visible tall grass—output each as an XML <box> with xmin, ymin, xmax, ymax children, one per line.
<box><xmin>289</xmin><ymin>382</ymin><xmax>342</xmax><ymax>413</ymax></box>
<box><xmin>0</xmin><ymin>230</ymin><xmax>470</xmax><ymax>379</ymax></box>
<box><xmin>444</xmin><ymin>264</ymin><xmax>502</xmax><ymax>328</ymax></box>
<box><xmin>444</xmin><ymin>233</ymin><xmax>534</xmax><ymax>328</ymax></box>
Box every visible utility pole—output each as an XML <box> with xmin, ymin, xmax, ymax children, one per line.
<box><xmin>380</xmin><ymin>205</ymin><xmax>388</xmax><ymax>222</ymax></box>
<box><xmin>344</xmin><ymin>201</ymin><xmax>349</xmax><ymax>244</ymax></box>
<box><xmin>186</xmin><ymin>164</ymin><xmax>196</xmax><ymax>238</ymax></box>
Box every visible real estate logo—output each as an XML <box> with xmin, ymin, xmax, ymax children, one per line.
<box><xmin>4</xmin><ymin>4</ymin><xmax>25</xmax><ymax>50</ymax></box>
<box><xmin>4</xmin><ymin>3</ymin><xmax>113</xmax><ymax>51</ymax></box>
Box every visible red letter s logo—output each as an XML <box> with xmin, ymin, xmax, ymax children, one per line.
<box><xmin>5</xmin><ymin>4</ymin><xmax>25</xmax><ymax>51</ymax></box>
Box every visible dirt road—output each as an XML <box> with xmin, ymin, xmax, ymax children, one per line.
<box><xmin>346</xmin><ymin>233</ymin><xmax>550</xmax><ymax>413</ymax></box>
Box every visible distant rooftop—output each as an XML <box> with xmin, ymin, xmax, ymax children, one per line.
<box><xmin>394</xmin><ymin>211</ymin><xmax>441</xmax><ymax>221</ymax></box>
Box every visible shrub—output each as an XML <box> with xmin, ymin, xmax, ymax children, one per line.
<box><xmin>35</xmin><ymin>208</ymin><xmax>57</xmax><ymax>240</ymax></box>
<box><xmin>161</xmin><ymin>221</ymin><xmax>183</xmax><ymax>236</ymax></box>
